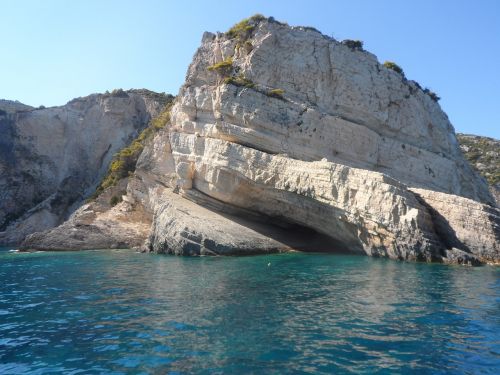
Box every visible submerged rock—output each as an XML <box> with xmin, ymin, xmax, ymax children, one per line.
<box><xmin>20</xmin><ymin>16</ymin><xmax>500</xmax><ymax>264</ymax></box>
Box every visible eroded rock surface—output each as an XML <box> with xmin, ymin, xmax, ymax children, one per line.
<box><xmin>0</xmin><ymin>90</ymin><xmax>170</xmax><ymax>244</ymax></box>
<box><xmin>21</xmin><ymin>17</ymin><xmax>500</xmax><ymax>264</ymax></box>
<box><xmin>21</xmin><ymin>179</ymin><xmax>152</xmax><ymax>251</ymax></box>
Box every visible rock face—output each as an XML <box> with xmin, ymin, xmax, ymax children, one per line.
<box><xmin>173</xmin><ymin>21</ymin><xmax>492</xmax><ymax>205</ymax></box>
<box><xmin>457</xmin><ymin>133</ymin><xmax>499</xmax><ymax>205</ymax></box>
<box><xmin>20</xmin><ymin>17</ymin><xmax>500</xmax><ymax>264</ymax></box>
<box><xmin>21</xmin><ymin>179</ymin><xmax>152</xmax><ymax>251</ymax></box>
<box><xmin>0</xmin><ymin>90</ymin><xmax>170</xmax><ymax>245</ymax></box>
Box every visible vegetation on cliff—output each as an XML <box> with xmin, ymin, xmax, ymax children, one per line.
<box><xmin>226</xmin><ymin>14</ymin><xmax>266</xmax><ymax>41</ymax></box>
<box><xmin>457</xmin><ymin>133</ymin><xmax>499</xmax><ymax>186</ymax></box>
<box><xmin>341</xmin><ymin>39</ymin><xmax>364</xmax><ymax>51</ymax></box>
<box><xmin>223</xmin><ymin>74</ymin><xmax>255</xmax><ymax>88</ymax></box>
<box><xmin>207</xmin><ymin>57</ymin><xmax>233</xmax><ymax>73</ymax></box>
<box><xmin>383</xmin><ymin>61</ymin><xmax>404</xmax><ymax>76</ymax></box>
<box><xmin>267</xmin><ymin>88</ymin><xmax>285</xmax><ymax>99</ymax></box>
<box><xmin>423</xmin><ymin>88</ymin><xmax>440</xmax><ymax>102</ymax></box>
<box><xmin>90</xmin><ymin>97</ymin><xmax>175</xmax><ymax>199</ymax></box>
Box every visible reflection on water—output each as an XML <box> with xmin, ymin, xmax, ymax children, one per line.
<box><xmin>0</xmin><ymin>248</ymin><xmax>499</xmax><ymax>374</ymax></box>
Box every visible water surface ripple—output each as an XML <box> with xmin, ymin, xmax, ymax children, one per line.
<box><xmin>0</xmin><ymin>248</ymin><xmax>499</xmax><ymax>374</ymax></box>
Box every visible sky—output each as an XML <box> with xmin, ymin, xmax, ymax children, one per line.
<box><xmin>1</xmin><ymin>0</ymin><xmax>499</xmax><ymax>138</ymax></box>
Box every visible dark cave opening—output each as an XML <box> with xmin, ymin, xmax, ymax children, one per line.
<box><xmin>257</xmin><ymin>216</ymin><xmax>355</xmax><ymax>254</ymax></box>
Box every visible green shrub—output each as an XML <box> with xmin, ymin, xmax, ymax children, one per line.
<box><xmin>423</xmin><ymin>88</ymin><xmax>440</xmax><ymax>102</ymax></box>
<box><xmin>383</xmin><ymin>61</ymin><xmax>404</xmax><ymax>76</ymax></box>
<box><xmin>207</xmin><ymin>57</ymin><xmax>233</xmax><ymax>73</ymax></box>
<box><xmin>90</xmin><ymin>99</ymin><xmax>175</xmax><ymax>199</ymax></box>
<box><xmin>226</xmin><ymin>14</ymin><xmax>266</xmax><ymax>40</ymax></box>
<box><xmin>413</xmin><ymin>81</ymin><xmax>422</xmax><ymax>90</ymax></box>
<box><xmin>342</xmin><ymin>39</ymin><xmax>363</xmax><ymax>50</ymax></box>
<box><xmin>109</xmin><ymin>195</ymin><xmax>122</xmax><ymax>206</ymax></box>
<box><xmin>227</xmin><ymin>19</ymin><xmax>253</xmax><ymax>39</ymax></box>
<box><xmin>223</xmin><ymin>75</ymin><xmax>255</xmax><ymax>88</ymax></box>
<box><xmin>267</xmin><ymin>88</ymin><xmax>285</xmax><ymax>99</ymax></box>
<box><xmin>110</xmin><ymin>88</ymin><xmax>129</xmax><ymax>98</ymax></box>
<box><xmin>301</xmin><ymin>26</ymin><xmax>320</xmax><ymax>33</ymax></box>
<box><xmin>151</xmin><ymin>106</ymin><xmax>171</xmax><ymax>130</ymax></box>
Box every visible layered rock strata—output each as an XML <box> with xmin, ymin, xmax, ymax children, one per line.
<box><xmin>21</xmin><ymin>17</ymin><xmax>499</xmax><ymax>264</ymax></box>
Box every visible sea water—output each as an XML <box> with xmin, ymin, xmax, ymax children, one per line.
<box><xmin>0</xmin><ymin>247</ymin><xmax>499</xmax><ymax>374</ymax></box>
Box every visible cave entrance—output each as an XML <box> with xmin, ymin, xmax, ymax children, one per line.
<box><xmin>185</xmin><ymin>189</ymin><xmax>358</xmax><ymax>255</ymax></box>
<box><xmin>256</xmin><ymin>216</ymin><xmax>354</xmax><ymax>254</ymax></box>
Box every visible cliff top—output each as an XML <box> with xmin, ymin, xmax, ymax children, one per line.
<box><xmin>210</xmin><ymin>14</ymin><xmax>441</xmax><ymax>104</ymax></box>
<box><xmin>0</xmin><ymin>99</ymin><xmax>34</xmax><ymax>114</ymax></box>
<box><xmin>1</xmin><ymin>89</ymin><xmax>173</xmax><ymax>115</ymax></box>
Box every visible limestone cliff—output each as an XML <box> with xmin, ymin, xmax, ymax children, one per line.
<box><xmin>21</xmin><ymin>16</ymin><xmax>499</xmax><ymax>264</ymax></box>
<box><xmin>0</xmin><ymin>89</ymin><xmax>172</xmax><ymax>245</ymax></box>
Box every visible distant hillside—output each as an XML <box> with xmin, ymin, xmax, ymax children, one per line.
<box><xmin>0</xmin><ymin>99</ymin><xmax>34</xmax><ymax>114</ymax></box>
<box><xmin>457</xmin><ymin>133</ymin><xmax>499</xmax><ymax>204</ymax></box>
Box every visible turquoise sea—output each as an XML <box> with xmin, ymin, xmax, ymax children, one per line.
<box><xmin>0</xmin><ymin>247</ymin><xmax>499</xmax><ymax>374</ymax></box>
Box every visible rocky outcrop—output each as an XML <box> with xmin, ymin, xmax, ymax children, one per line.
<box><xmin>411</xmin><ymin>189</ymin><xmax>499</xmax><ymax>263</ymax></box>
<box><xmin>21</xmin><ymin>16</ymin><xmax>500</xmax><ymax>264</ymax></box>
<box><xmin>457</xmin><ymin>133</ymin><xmax>499</xmax><ymax>205</ymax></box>
<box><xmin>0</xmin><ymin>90</ymin><xmax>172</xmax><ymax>245</ymax></box>
<box><xmin>21</xmin><ymin>178</ymin><xmax>152</xmax><ymax>250</ymax></box>
<box><xmin>148</xmin><ymin>189</ymin><xmax>307</xmax><ymax>256</ymax></box>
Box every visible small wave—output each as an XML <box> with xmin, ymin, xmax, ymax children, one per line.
<box><xmin>7</xmin><ymin>249</ymin><xmax>43</xmax><ymax>254</ymax></box>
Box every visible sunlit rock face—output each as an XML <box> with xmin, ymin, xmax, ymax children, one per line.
<box><xmin>0</xmin><ymin>90</ymin><xmax>167</xmax><ymax>245</ymax></box>
<box><xmin>156</xmin><ymin>17</ymin><xmax>497</xmax><ymax>262</ymax></box>
<box><xmin>173</xmin><ymin>20</ymin><xmax>493</xmax><ymax>204</ymax></box>
<box><xmin>21</xmin><ymin>17</ymin><xmax>499</xmax><ymax>264</ymax></box>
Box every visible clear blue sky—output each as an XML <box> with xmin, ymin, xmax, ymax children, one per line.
<box><xmin>1</xmin><ymin>0</ymin><xmax>499</xmax><ymax>138</ymax></box>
